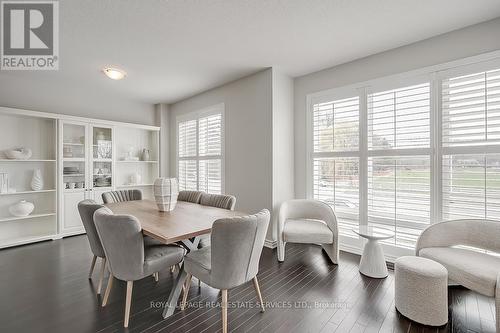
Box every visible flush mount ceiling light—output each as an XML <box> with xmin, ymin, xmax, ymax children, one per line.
<box><xmin>102</xmin><ymin>67</ymin><xmax>127</xmax><ymax>80</ymax></box>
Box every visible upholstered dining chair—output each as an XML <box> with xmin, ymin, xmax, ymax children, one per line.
<box><xmin>277</xmin><ymin>199</ymin><xmax>339</xmax><ymax>264</ymax></box>
<box><xmin>102</xmin><ymin>189</ymin><xmax>142</xmax><ymax>204</ymax></box>
<box><xmin>180</xmin><ymin>209</ymin><xmax>270</xmax><ymax>333</ymax></box>
<box><xmin>197</xmin><ymin>193</ymin><xmax>237</xmax><ymax>266</ymax></box>
<box><xmin>200</xmin><ymin>192</ymin><xmax>236</xmax><ymax>210</ymax></box>
<box><xmin>178</xmin><ymin>190</ymin><xmax>203</xmax><ymax>203</ymax></box>
<box><xmin>78</xmin><ymin>200</ymin><xmax>107</xmax><ymax>294</ymax></box>
<box><xmin>94</xmin><ymin>207</ymin><xmax>185</xmax><ymax>328</ymax></box>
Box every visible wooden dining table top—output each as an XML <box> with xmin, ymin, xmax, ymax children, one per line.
<box><xmin>104</xmin><ymin>199</ymin><xmax>246</xmax><ymax>244</ymax></box>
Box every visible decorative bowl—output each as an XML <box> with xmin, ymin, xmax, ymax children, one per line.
<box><xmin>9</xmin><ymin>200</ymin><xmax>35</xmax><ymax>217</ymax></box>
<box><xmin>4</xmin><ymin>148</ymin><xmax>32</xmax><ymax>160</ymax></box>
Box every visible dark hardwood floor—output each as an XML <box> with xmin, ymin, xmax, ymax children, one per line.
<box><xmin>0</xmin><ymin>236</ymin><xmax>495</xmax><ymax>333</ymax></box>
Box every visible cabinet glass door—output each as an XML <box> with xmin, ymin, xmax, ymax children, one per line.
<box><xmin>92</xmin><ymin>126</ymin><xmax>113</xmax><ymax>189</ymax></box>
<box><xmin>62</xmin><ymin>123</ymin><xmax>87</xmax><ymax>191</ymax></box>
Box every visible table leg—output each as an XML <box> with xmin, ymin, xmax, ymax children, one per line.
<box><xmin>181</xmin><ymin>237</ymin><xmax>201</xmax><ymax>251</ymax></box>
<box><xmin>359</xmin><ymin>239</ymin><xmax>388</xmax><ymax>278</ymax></box>
<box><xmin>163</xmin><ymin>236</ymin><xmax>200</xmax><ymax>318</ymax></box>
<box><xmin>162</xmin><ymin>262</ymin><xmax>187</xmax><ymax>318</ymax></box>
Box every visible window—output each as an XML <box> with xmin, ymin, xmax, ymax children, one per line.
<box><xmin>308</xmin><ymin>56</ymin><xmax>500</xmax><ymax>251</ymax></box>
<box><xmin>442</xmin><ymin>69</ymin><xmax>500</xmax><ymax>220</ymax></box>
<box><xmin>312</xmin><ymin>96</ymin><xmax>360</xmax><ymax>236</ymax></box>
<box><xmin>177</xmin><ymin>105</ymin><xmax>223</xmax><ymax>194</ymax></box>
<box><xmin>367</xmin><ymin>83</ymin><xmax>431</xmax><ymax>248</ymax></box>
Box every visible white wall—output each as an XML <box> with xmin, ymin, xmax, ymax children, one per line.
<box><xmin>168</xmin><ymin>69</ymin><xmax>273</xmax><ymax>217</ymax></box>
<box><xmin>271</xmin><ymin>69</ymin><xmax>295</xmax><ymax>243</ymax></box>
<box><xmin>0</xmin><ymin>76</ymin><xmax>156</xmax><ymax>125</ymax></box>
<box><xmin>294</xmin><ymin>18</ymin><xmax>500</xmax><ymax>199</ymax></box>
<box><xmin>155</xmin><ymin>104</ymin><xmax>170</xmax><ymax>177</ymax></box>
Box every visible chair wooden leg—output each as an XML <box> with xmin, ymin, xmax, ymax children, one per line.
<box><xmin>222</xmin><ymin>289</ymin><xmax>228</xmax><ymax>333</ymax></box>
<box><xmin>253</xmin><ymin>276</ymin><xmax>265</xmax><ymax>312</ymax></box>
<box><xmin>170</xmin><ymin>265</ymin><xmax>175</xmax><ymax>273</ymax></box>
<box><xmin>124</xmin><ymin>281</ymin><xmax>133</xmax><ymax>328</ymax></box>
<box><xmin>180</xmin><ymin>273</ymin><xmax>192</xmax><ymax>310</ymax></box>
<box><xmin>102</xmin><ymin>274</ymin><xmax>114</xmax><ymax>307</ymax></box>
<box><xmin>97</xmin><ymin>257</ymin><xmax>107</xmax><ymax>295</ymax></box>
<box><xmin>198</xmin><ymin>278</ymin><xmax>201</xmax><ymax>287</ymax></box>
<box><xmin>88</xmin><ymin>255</ymin><xmax>97</xmax><ymax>279</ymax></box>
<box><xmin>154</xmin><ymin>272</ymin><xmax>159</xmax><ymax>282</ymax></box>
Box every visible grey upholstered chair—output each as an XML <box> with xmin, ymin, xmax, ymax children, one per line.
<box><xmin>416</xmin><ymin>219</ymin><xmax>500</xmax><ymax>331</ymax></box>
<box><xmin>94</xmin><ymin>207</ymin><xmax>185</xmax><ymax>328</ymax></box>
<box><xmin>102</xmin><ymin>189</ymin><xmax>142</xmax><ymax>204</ymax></box>
<box><xmin>277</xmin><ymin>199</ymin><xmax>339</xmax><ymax>264</ymax></box>
<box><xmin>180</xmin><ymin>209</ymin><xmax>270</xmax><ymax>333</ymax></box>
<box><xmin>197</xmin><ymin>193</ymin><xmax>237</xmax><ymax>254</ymax></box>
<box><xmin>78</xmin><ymin>200</ymin><xmax>107</xmax><ymax>294</ymax></box>
<box><xmin>200</xmin><ymin>192</ymin><xmax>236</xmax><ymax>210</ymax></box>
<box><xmin>178</xmin><ymin>190</ymin><xmax>203</xmax><ymax>203</ymax></box>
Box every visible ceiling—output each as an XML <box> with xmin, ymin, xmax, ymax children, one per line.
<box><xmin>1</xmin><ymin>0</ymin><xmax>500</xmax><ymax>107</ymax></box>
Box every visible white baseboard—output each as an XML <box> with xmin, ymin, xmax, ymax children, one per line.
<box><xmin>264</xmin><ymin>239</ymin><xmax>277</xmax><ymax>249</ymax></box>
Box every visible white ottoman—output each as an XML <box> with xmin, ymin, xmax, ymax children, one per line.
<box><xmin>395</xmin><ymin>256</ymin><xmax>448</xmax><ymax>326</ymax></box>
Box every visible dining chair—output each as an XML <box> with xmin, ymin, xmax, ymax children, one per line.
<box><xmin>78</xmin><ymin>200</ymin><xmax>107</xmax><ymax>294</ymax></box>
<box><xmin>277</xmin><ymin>199</ymin><xmax>339</xmax><ymax>264</ymax></box>
<box><xmin>180</xmin><ymin>209</ymin><xmax>270</xmax><ymax>333</ymax></box>
<box><xmin>102</xmin><ymin>189</ymin><xmax>142</xmax><ymax>204</ymax></box>
<box><xmin>197</xmin><ymin>193</ymin><xmax>237</xmax><ymax>280</ymax></box>
<box><xmin>199</xmin><ymin>193</ymin><xmax>236</xmax><ymax>210</ymax></box>
<box><xmin>94</xmin><ymin>207</ymin><xmax>186</xmax><ymax>327</ymax></box>
<box><xmin>178</xmin><ymin>190</ymin><xmax>203</xmax><ymax>203</ymax></box>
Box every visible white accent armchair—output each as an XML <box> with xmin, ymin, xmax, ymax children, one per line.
<box><xmin>277</xmin><ymin>199</ymin><xmax>339</xmax><ymax>264</ymax></box>
<box><xmin>416</xmin><ymin>219</ymin><xmax>500</xmax><ymax>332</ymax></box>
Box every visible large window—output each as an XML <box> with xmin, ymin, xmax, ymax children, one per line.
<box><xmin>309</xmin><ymin>59</ymin><xmax>500</xmax><ymax>250</ymax></box>
<box><xmin>442</xmin><ymin>69</ymin><xmax>500</xmax><ymax>221</ymax></box>
<box><xmin>312</xmin><ymin>96</ymin><xmax>360</xmax><ymax>236</ymax></box>
<box><xmin>178</xmin><ymin>105</ymin><xmax>223</xmax><ymax>194</ymax></box>
<box><xmin>367</xmin><ymin>83</ymin><xmax>431</xmax><ymax>248</ymax></box>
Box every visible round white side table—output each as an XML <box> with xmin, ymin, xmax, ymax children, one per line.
<box><xmin>352</xmin><ymin>226</ymin><xmax>394</xmax><ymax>278</ymax></box>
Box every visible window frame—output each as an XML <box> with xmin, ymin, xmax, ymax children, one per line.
<box><xmin>306</xmin><ymin>52</ymin><xmax>500</xmax><ymax>256</ymax></box>
<box><xmin>176</xmin><ymin>103</ymin><xmax>225</xmax><ymax>193</ymax></box>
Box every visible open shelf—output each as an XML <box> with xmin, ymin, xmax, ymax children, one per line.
<box><xmin>118</xmin><ymin>183</ymin><xmax>154</xmax><ymax>188</ymax></box>
<box><xmin>0</xmin><ymin>212</ymin><xmax>56</xmax><ymax>223</ymax></box>
<box><xmin>63</xmin><ymin>158</ymin><xmax>85</xmax><ymax>162</ymax></box>
<box><xmin>0</xmin><ymin>189</ymin><xmax>56</xmax><ymax>196</ymax></box>
<box><xmin>0</xmin><ymin>159</ymin><xmax>56</xmax><ymax>162</ymax></box>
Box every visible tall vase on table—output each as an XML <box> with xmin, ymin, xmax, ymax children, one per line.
<box><xmin>153</xmin><ymin>178</ymin><xmax>179</xmax><ymax>212</ymax></box>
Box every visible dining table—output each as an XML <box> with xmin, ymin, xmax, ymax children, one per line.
<box><xmin>104</xmin><ymin>199</ymin><xmax>246</xmax><ymax>318</ymax></box>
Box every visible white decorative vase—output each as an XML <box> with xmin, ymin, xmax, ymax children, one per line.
<box><xmin>31</xmin><ymin>169</ymin><xmax>43</xmax><ymax>191</ymax></box>
<box><xmin>9</xmin><ymin>200</ymin><xmax>35</xmax><ymax>217</ymax></box>
<box><xmin>153</xmin><ymin>178</ymin><xmax>179</xmax><ymax>212</ymax></box>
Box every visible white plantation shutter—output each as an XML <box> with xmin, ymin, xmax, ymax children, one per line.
<box><xmin>442</xmin><ymin>69</ymin><xmax>500</xmax><ymax>147</ymax></box>
<box><xmin>367</xmin><ymin>83</ymin><xmax>431</xmax><ymax>248</ymax></box>
<box><xmin>442</xmin><ymin>68</ymin><xmax>500</xmax><ymax>221</ymax></box>
<box><xmin>178</xmin><ymin>119</ymin><xmax>197</xmax><ymax>158</ymax></box>
<box><xmin>312</xmin><ymin>96</ymin><xmax>360</xmax><ymax>236</ymax></box>
<box><xmin>178</xmin><ymin>107</ymin><xmax>223</xmax><ymax>194</ymax></box>
<box><xmin>199</xmin><ymin>114</ymin><xmax>222</xmax><ymax>156</ymax></box>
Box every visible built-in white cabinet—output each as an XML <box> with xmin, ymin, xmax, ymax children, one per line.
<box><xmin>0</xmin><ymin>107</ymin><xmax>160</xmax><ymax>249</ymax></box>
<box><xmin>59</xmin><ymin>121</ymin><xmax>116</xmax><ymax>236</ymax></box>
<box><xmin>0</xmin><ymin>113</ymin><xmax>58</xmax><ymax>248</ymax></box>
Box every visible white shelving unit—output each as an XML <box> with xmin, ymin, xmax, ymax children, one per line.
<box><xmin>0</xmin><ymin>113</ymin><xmax>58</xmax><ymax>248</ymax></box>
<box><xmin>0</xmin><ymin>107</ymin><xmax>161</xmax><ymax>249</ymax></box>
<box><xmin>115</xmin><ymin>126</ymin><xmax>160</xmax><ymax>200</ymax></box>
